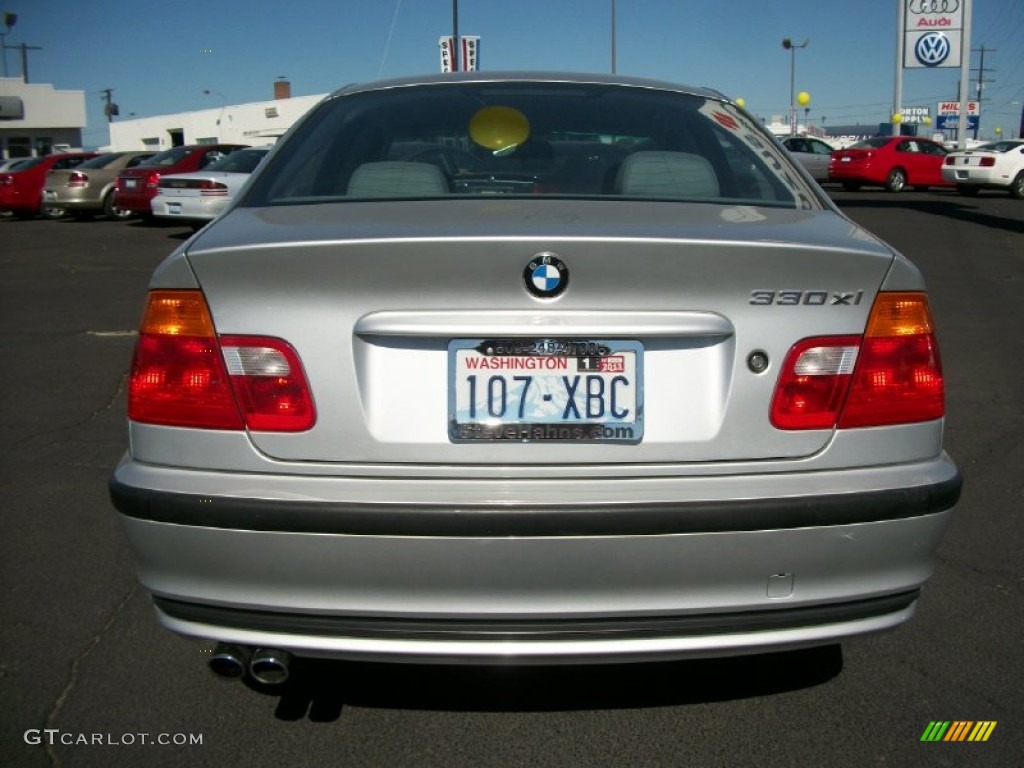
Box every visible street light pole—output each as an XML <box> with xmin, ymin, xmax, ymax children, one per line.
<box><xmin>611</xmin><ymin>0</ymin><xmax>616</xmax><ymax>74</ymax></box>
<box><xmin>0</xmin><ymin>12</ymin><xmax>15</xmax><ymax>78</ymax></box>
<box><xmin>452</xmin><ymin>0</ymin><xmax>460</xmax><ymax>72</ymax></box>
<box><xmin>782</xmin><ymin>38</ymin><xmax>809</xmax><ymax>136</ymax></box>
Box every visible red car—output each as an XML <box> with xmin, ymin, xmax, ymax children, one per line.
<box><xmin>829</xmin><ymin>136</ymin><xmax>953</xmax><ymax>192</ymax></box>
<box><xmin>0</xmin><ymin>153</ymin><xmax>97</xmax><ymax>218</ymax></box>
<box><xmin>113</xmin><ymin>144</ymin><xmax>248</xmax><ymax>218</ymax></box>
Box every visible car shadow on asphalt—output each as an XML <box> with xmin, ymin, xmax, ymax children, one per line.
<box><xmin>245</xmin><ymin>645</ymin><xmax>843</xmax><ymax>722</ymax></box>
<box><xmin>833</xmin><ymin>193</ymin><xmax>1024</xmax><ymax>235</ymax></box>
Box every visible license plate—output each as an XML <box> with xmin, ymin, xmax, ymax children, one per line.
<box><xmin>124</xmin><ymin>178</ymin><xmax>138</xmax><ymax>189</ymax></box>
<box><xmin>43</xmin><ymin>190</ymin><xmax>57</xmax><ymax>201</ymax></box>
<box><xmin>448</xmin><ymin>339</ymin><xmax>643</xmax><ymax>443</ymax></box>
<box><xmin>167</xmin><ymin>202</ymin><xmax>182</xmax><ymax>215</ymax></box>
<box><xmin>840</xmin><ymin>156</ymin><xmax>851</xmax><ymax>163</ymax></box>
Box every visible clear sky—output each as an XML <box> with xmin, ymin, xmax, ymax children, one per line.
<box><xmin>4</xmin><ymin>0</ymin><xmax>1022</xmax><ymax>148</ymax></box>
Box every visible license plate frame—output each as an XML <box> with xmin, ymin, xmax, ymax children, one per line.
<box><xmin>448</xmin><ymin>338</ymin><xmax>644</xmax><ymax>443</ymax></box>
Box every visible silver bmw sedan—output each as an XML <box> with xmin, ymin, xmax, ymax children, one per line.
<box><xmin>109</xmin><ymin>72</ymin><xmax>960</xmax><ymax>687</ymax></box>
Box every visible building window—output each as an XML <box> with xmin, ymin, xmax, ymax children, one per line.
<box><xmin>5</xmin><ymin>137</ymin><xmax>32</xmax><ymax>158</ymax></box>
<box><xmin>141</xmin><ymin>137</ymin><xmax>160</xmax><ymax>147</ymax></box>
<box><xmin>195</xmin><ymin>137</ymin><xmax>218</xmax><ymax>145</ymax></box>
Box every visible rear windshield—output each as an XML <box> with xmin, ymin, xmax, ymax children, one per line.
<box><xmin>77</xmin><ymin>153</ymin><xmax>123</xmax><ymax>169</ymax></box>
<box><xmin>144</xmin><ymin>147</ymin><xmax>192</xmax><ymax>167</ymax></box>
<box><xmin>207</xmin><ymin>147</ymin><xmax>270</xmax><ymax>173</ymax></box>
<box><xmin>977</xmin><ymin>140</ymin><xmax>1023</xmax><ymax>153</ymax></box>
<box><xmin>849</xmin><ymin>137</ymin><xmax>892</xmax><ymax>150</ymax></box>
<box><xmin>242</xmin><ymin>82</ymin><xmax>816</xmax><ymax>209</ymax></box>
<box><xmin>12</xmin><ymin>157</ymin><xmax>46</xmax><ymax>170</ymax></box>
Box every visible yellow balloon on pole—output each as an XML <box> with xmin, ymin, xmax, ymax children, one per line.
<box><xmin>735</xmin><ymin>97</ymin><xmax>746</xmax><ymax>109</ymax></box>
<box><xmin>892</xmin><ymin>113</ymin><xmax>903</xmax><ymax>124</ymax></box>
<box><xmin>797</xmin><ymin>91</ymin><xmax>811</xmax><ymax>107</ymax></box>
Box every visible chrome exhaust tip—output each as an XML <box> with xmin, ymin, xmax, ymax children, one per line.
<box><xmin>249</xmin><ymin>648</ymin><xmax>293</xmax><ymax>685</ymax></box>
<box><xmin>208</xmin><ymin>643</ymin><xmax>251</xmax><ymax>680</ymax></box>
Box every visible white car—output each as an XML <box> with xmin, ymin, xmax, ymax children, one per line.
<box><xmin>941</xmin><ymin>139</ymin><xmax>1024</xmax><ymax>199</ymax></box>
<box><xmin>151</xmin><ymin>147</ymin><xmax>271</xmax><ymax>225</ymax></box>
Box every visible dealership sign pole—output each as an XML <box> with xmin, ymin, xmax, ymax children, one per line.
<box><xmin>899</xmin><ymin>0</ymin><xmax>973</xmax><ymax>147</ymax></box>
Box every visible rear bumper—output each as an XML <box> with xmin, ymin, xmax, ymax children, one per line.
<box><xmin>113</xmin><ymin>188</ymin><xmax>157</xmax><ymax>212</ymax></box>
<box><xmin>153</xmin><ymin>591</ymin><xmax>921</xmax><ymax>665</ymax></box>
<box><xmin>0</xmin><ymin>188</ymin><xmax>40</xmax><ymax>213</ymax></box>
<box><xmin>941</xmin><ymin>168</ymin><xmax>1007</xmax><ymax>186</ymax></box>
<box><xmin>111</xmin><ymin>454</ymin><xmax>960</xmax><ymax>664</ymax></box>
<box><xmin>44</xmin><ymin>188</ymin><xmax>105</xmax><ymax>209</ymax></box>
<box><xmin>151</xmin><ymin>196</ymin><xmax>222</xmax><ymax>222</ymax></box>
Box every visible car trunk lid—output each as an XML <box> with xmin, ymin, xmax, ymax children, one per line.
<box><xmin>180</xmin><ymin>199</ymin><xmax>895</xmax><ymax>465</ymax></box>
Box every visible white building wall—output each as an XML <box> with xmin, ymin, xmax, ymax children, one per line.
<box><xmin>108</xmin><ymin>93</ymin><xmax>326</xmax><ymax>151</ymax></box>
<box><xmin>0</xmin><ymin>77</ymin><xmax>86</xmax><ymax>157</ymax></box>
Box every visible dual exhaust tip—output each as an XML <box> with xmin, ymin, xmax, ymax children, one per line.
<box><xmin>209</xmin><ymin>644</ymin><xmax>292</xmax><ymax>685</ymax></box>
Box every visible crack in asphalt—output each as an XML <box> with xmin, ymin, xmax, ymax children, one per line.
<box><xmin>43</xmin><ymin>582</ymin><xmax>138</xmax><ymax>768</ymax></box>
<box><xmin>10</xmin><ymin>370</ymin><xmax>129</xmax><ymax>451</ymax></box>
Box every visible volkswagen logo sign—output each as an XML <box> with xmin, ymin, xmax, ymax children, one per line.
<box><xmin>524</xmin><ymin>253</ymin><xmax>569</xmax><ymax>299</ymax></box>
<box><xmin>915</xmin><ymin>32</ymin><xmax>951</xmax><ymax>67</ymax></box>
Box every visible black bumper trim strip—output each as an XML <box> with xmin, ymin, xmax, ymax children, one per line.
<box><xmin>154</xmin><ymin>591</ymin><xmax>920</xmax><ymax>641</ymax></box>
<box><xmin>110</xmin><ymin>472</ymin><xmax>961</xmax><ymax>537</ymax></box>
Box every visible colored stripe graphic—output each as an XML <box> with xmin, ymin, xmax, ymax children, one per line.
<box><xmin>920</xmin><ymin>721</ymin><xmax>997</xmax><ymax>742</ymax></box>
<box><xmin>945</xmin><ymin>721</ymin><xmax>972</xmax><ymax>741</ymax></box>
<box><xmin>968</xmin><ymin>722</ymin><xmax>997</xmax><ymax>742</ymax></box>
<box><xmin>921</xmin><ymin>721</ymin><xmax>950</xmax><ymax>741</ymax></box>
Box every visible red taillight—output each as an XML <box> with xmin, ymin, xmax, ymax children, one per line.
<box><xmin>128</xmin><ymin>290</ymin><xmax>316</xmax><ymax>432</ymax></box>
<box><xmin>199</xmin><ymin>180</ymin><xmax>229</xmax><ymax>196</ymax></box>
<box><xmin>771</xmin><ymin>292</ymin><xmax>944</xmax><ymax>430</ymax></box>
<box><xmin>0</xmin><ymin>174</ymin><xmax>13</xmax><ymax>186</ymax></box>
<box><xmin>67</xmin><ymin>171</ymin><xmax>89</xmax><ymax>187</ymax></box>
<box><xmin>771</xmin><ymin>336</ymin><xmax>861</xmax><ymax>429</ymax></box>
<box><xmin>979</xmin><ymin>156</ymin><xmax>995</xmax><ymax>167</ymax></box>
<box><xmin>219</xmin><ymin>336</ymin><xmax>316</xmax><ymax>431</ymax></box>
<box><xmin>145</xmin><ymin>171</ymin><xmax>162</xmax><ymax>189</ymax></box>
<box><xmin>944</xmin><ymin>156</ymin><xmax>955</xmax><ymax>166</ymax></box>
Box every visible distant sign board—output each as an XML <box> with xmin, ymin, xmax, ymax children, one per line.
<box><xmin>937</xmin><ymin>100</ymin><xmax>979</xmax><ymax>116</ymax></box>
<box><xmin>936</xmin><ymin>101</ymin><xmax>979</xmax><ymax>132</ymax></box>
<box><xmin>899</xmin><ymin>106</ymin><xmax>932</xmax><ymax>123</ymax></box>
<box><xmin>937</xmin><ymin>115</ymin><xmax>979</xmax><ymax>131</ymax></box>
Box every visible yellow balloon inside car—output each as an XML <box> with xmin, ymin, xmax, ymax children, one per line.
<box><xmin>469</xmin><ymin>106</ymin><xmax>531</xmax><ymax>151</ymax></box>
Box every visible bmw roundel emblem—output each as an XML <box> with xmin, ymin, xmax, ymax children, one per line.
<box><xmin>524</xmin><ymin>253</ymin><xmax>569</xmax><ymax>298</ymax></box>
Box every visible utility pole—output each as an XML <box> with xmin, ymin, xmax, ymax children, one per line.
<box><xmin>101</xmin><ymin>88</ymin><xmax>119</xmax><ymax>122</ymax></box>
<box><xmin>971</xmin><ymin>44</ymin><xmax>996</xmax><ymax>140</ymax></box>
<box><xmin>3</xmin><ymin>41</ymin><xmax>41</xmax><ymax>82</ymax></box>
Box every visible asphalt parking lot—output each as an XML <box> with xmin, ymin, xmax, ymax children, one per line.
<box><xmin>2</xmin><ymin>190</ymin><xmax>1023</xmax><ymax>767</ymax></box>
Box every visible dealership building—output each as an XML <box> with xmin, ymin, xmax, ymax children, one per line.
<box><xmin>0</xmin><ymin>76</ymin><xmax>87</xmax><ymax>159</ymax></box>
<box><xmin>108</xmin><ymin>81</ymin><xmax>324</xmax><ymax>151</ymax></box>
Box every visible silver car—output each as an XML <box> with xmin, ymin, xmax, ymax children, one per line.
<box><xmin>782</xmin><ymin>136</ymin><xmax>836</xmax><ymax>183</ymax></box>
<box><xmin>110</xmin><ymin>72</ymin><xmax>960</xmax><ymax>686</ymax></box>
